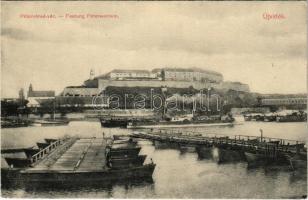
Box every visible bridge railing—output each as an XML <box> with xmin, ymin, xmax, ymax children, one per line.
<box><xmin>30</xmin><ymin>138</ymin><xmax>68</xmax><ymax>164</ymax></box>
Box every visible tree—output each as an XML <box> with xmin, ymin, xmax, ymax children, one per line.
<box><xmin>161</xmin><ymin>70</ymin><xmax>165</xmax><ymax>81</ymax></box>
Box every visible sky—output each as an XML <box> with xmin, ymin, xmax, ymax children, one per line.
<box><xmin>1</xmin><ymin>1</ymin><xmax>307</xmax><ymax>98</ymax></box>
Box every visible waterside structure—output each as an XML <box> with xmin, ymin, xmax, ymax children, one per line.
<box><xmin>1</xmin><ymin>136</ymin><xmax>155</xmax><ymax>187</ymax></box>
<box><xmin>130</xmin><ymin>130</ymin><xmax>306</xmax><ymax>170</ymax></box>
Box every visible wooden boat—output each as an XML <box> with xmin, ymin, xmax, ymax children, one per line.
<box><xmin>112</xmin><ymin>136</ymin><xmax>137</xmax><ymax>145</ymax></box>
<box><xmin>113</xmin><ymin>139</ymin><xmax>137</xmax><ymax>146</ymax></box>
<box><xmin>264</xmin><ymin>113</ymin><xmax>277</xmax><ymax>122</ymax></box>
<box><xmin>33</xmin><ymin>119</ymin><xmax>69</xmax><ymax>127</ymax></box>
<box><xmin>179</xmin><ymin>145</ymin><xmax>196</xmax><ymax>153</ymax></box>
<box><xmin>100</xmin><ymin>118</ymin><xmax>129</xmax><ymax>128</ymax></box>
<box><xmin>42</xmin><ymin>121</ymin><xmax>69</xmax><ymax>126</ymax></box>
<box><xmin>1</xmin><ymin>121</ymin><xmax>29</xmax><ymax>128</ymax></box>
<box><xmin>109</xmin><ymin>155</ymin><xmax>147</xmax><ymax>169</ymax></box>
<box><xmin>196</xmin><ymin>146</ymin><xmax>213</xmax><ymax>159</ymax></box>
<box><xmin>276</xmin><ymin>110</ymin><xmax>307</xmax><ymax>122</ymax></box>
<box><xmin>127</xmin><ymin>114</ymin><xmax>235</xmax><ymax>129</ymax></box>
<box><xmin>2</xmin><ymin>147</ymin><xmax>44</xmax><ymax>158</ymax></box>
<box><xmin>276</xmin><ymin>115</ymin><xmax>307</xmax><ymax>122</ymax></box>
<box><xmin>244</xmin><ymin>151</ymin><xmax>289</xmax><ymax>167</ymax></box>
<box><xmin>2</xmin><ymin>136</ymin><xmax>156</xmax><ymax>189</ymax></box>
<box><xmin>246</xmin><ymin>138</ymin><xmax>260</xmax><ymax>145</ymax></box>
<box><xmin>44</xmin><ymin>138</ymin><xmax>57</xmax><ymax>143</ymax></box>
<box><xmin>36</xmin><ymin>142</ymin><xmax>49</xmax><ymax>149</ymax></box>
<box><xmin>109</xmin><ymin>147</ymin><xmax>141</xmax><ymax>158</ymax></box>
<box><xmin>1</xmin><ymin>163</ymin><xmax>156</xmax><ymax>186</ymax></box>
<box><xmin>243</xmin><ymin>113</ymin><xmax>264</xmax><ymax>121</ymax></box>
<box><xmin>4</xmin><ymin>158</ymin><xmax>32</xmax><ymax>168</ymax></box>
<box><xmin>289</xmin><ymin>158</ymin><xmax>307</xmax><ymax>171</ymax></box>
<box><xmin>113</xmin><ymin>135</ymin><xmax>130</xmax><ymax>140</ymax></box>
<box><xmin>268</xmin><ymin>141</ymin><xmax>280</xmax><ymax>146</ymax></box>
<box><xmin>1</xmin><ymin>148</ymin><xmax>31</xmax><ymax>154</ymax></box>
<box><xmin>280</xmin><ymin>143</ymin><xmax>306</xmax><ymax>153</ymax></box>
<box><xmin>215</xmin><ymin>148</ymin><xmax>245</xmax><ymax>163</ymax></box>
<box><xmin>244</xmin><ymin>152</ymin><xmax>267</xmax><ymax>166</ymax></box>
<box><xmin>1</xmin><ymin>118</ymin><xmax>32</xmax><ymax>128</ymax></box>
<box><xmin>24</xmin><ymin>148</ymin><xmax>40</xmax><ymax>158</ymax></box>
<box><xmin>154</xmin><ymin>140</ymin><xmax>172</xmax><ymax>149</ymax></box>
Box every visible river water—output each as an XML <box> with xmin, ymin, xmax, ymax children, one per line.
<box><xmin>1</xmin><ymin>119</ymin><xmax>307</xmax><ymax>198</ymax></box>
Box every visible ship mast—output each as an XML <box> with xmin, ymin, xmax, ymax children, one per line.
<box><xmin>53</xmin><ymin>98</ymin><xmax>56</xmax><ymax>121</ymax></box>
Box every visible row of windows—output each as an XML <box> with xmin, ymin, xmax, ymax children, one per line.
<box><xmin>112</xmin><ymin>73</ymin><xmax>151</xmax><ymax>76</ymax></box>
<box><xmin>262</xmin><ymin>99</ymin><xmax>307</xmax><ymax>105</ymax></box>
<box><xmin>64</xmin><ymin>94</ymin><xmax>104</xmax><ymax>97</ymax></box>
<box><xmin>165</xmin><ymin>72</ymin><xmax>222</xmax><ymax>80</ymax></box>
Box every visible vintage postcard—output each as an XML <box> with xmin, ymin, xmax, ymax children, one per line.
<box><xmin>1</xmin><ymin>1</ymin><xmax>307</xmax><ymax>199</ymax></box>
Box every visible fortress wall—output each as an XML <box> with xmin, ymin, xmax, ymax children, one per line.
<box><xmin>61</xmin><ymin>80</ymin><xmax>250</xmax><ymax>97</ymax></box>
<box><xmin>98</xmin><ymin>79</ymin><xmax>250</xmax><ymax>92</ymax></box>
<box><xmin>215</xmin><ymin>82</ymin><xmax>250</xmax><ymax>92</ymax></box>
<box><xmin>230</xmin><ymin>107</ymin><xmax>270</xmax><ymax>115</ymax></box>
<box><xmin>98</xmin><ymin>79</ymin><xmax>217</xmax><ymax>91</ymax></box>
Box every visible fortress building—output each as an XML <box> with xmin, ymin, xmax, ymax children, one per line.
<box><xmin>153</xmin><ymin>68</ymin><xmax>223</xmax><ymax>83</ymax></box>
<box><xmin>61</xmin><ymin>67</ymin><xmax>249</xmax><ymax>97</ymax></box>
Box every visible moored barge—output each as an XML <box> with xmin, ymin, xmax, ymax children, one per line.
<box><xmin>1</xmin><ymin>137</ymin><xmax>156</xmax><ymax>187</ymax></box>
<box><xmin>127</xmin><ymin>116</ymin><xmax>235</xmax><ymax>129</ymax></box>
<box><xmin>276</xmin><ymin>110</ymin><xmax>307</xmax><ymax>122</ymax></box>
<box><xmin>2</xmin><ymin>164</ymin><xmax>156</xmax><ymax>186</ymax></box>
<box><xmin>108</xmin><ymin>146</ymin><xmax>142</xmax><ymax>158</ymax></box>
<box><xmin>109</xmin><ymin>155</ymin><xmax>147</xmax><ymax>169</ymax></box>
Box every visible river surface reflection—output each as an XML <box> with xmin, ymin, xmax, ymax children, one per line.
<box><xmin>1</xmin><ymin>120</ymin><xmax>307</xmax><ymax>198</ymax></box>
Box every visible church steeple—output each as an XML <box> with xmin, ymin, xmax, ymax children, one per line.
<box><xmin>29</xmin><ymin>84</ymin><xmax>33</xmax><ymax>92</ymax></box>
<box><xmin>28</xmin><ymin>84</ymin><xmax>33</xmax><ymax>97</ymax></box>
<box><xmin>90</xmin><ymin>69</ymin><xmax>95</xmax><ymax>80</ymax></box>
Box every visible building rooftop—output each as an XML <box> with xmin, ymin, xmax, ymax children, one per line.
<box><xmin>66</xmin><ymin>85</ymin><xmax>97</xmax><ymax>88</ymax></box>
<box><xmin>223</xmin><ymin>81</ymin><xmax>247</xmax><ymax>84</ymax></box>
<box><xmin>28</xmin><ymin>91</ymin><xmax>55</xmax><ymax>97</ymax></box>
<box><xmin>110</xmin><ymin>69</ymin><xmax>150</xmax><ymax>74</ymax></box>
<box><xmin>152</xmin><ymin>67</ymin><xmax>222</xmax><ymax>76</ymax></box>
<box><xmin>93</xmin><ymin>69</ymin><xmax>150</xmax><ymax>79</ymax></box>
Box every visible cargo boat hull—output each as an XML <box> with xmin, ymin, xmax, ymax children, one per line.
<box><xmin>24</xmin><ymin>148</ymin><xmax>40</xmax><ymax>158</ymax></box>
<box><xmin>36</xmin><ymin>142</ymin><xmax>49</xmax><ymax>149</ymax></box>
<box><xmin>45</xmin><ymin>138</ymin><xmax>58</xmax><ymax>143</ymax></box>
<box><xmin>32</xmin><ymin>120</ymin><xmax>69</xmax><ymax>127</ymax></box>
<box><xmin>276</xmin><ymin>116</ymin><xmax>307</xmax><ymax>122</ymax></box>
<box><xmin>244</xmin><ymin>152</ymin><xmax>290</xmax><ymax>167</ymax></box>
<box><xmin>1</xmin><ymin>164</ymin><xmax>156</xmax><ymax>186</ymax></box>
<box><xmin>109</xmin><ymin>155</ymin><xmax>147</xmax><ymax>169</ymax></box>
<box><xmin>100</xmin><ymin>119</ymin><xmax>129</xmax><ymax>128</ymax></box>
<box><xmin>109</xmin><ymin>147</ymin><xmax>141</xmax><ymax>158</ymax></box>
<box><xmin>4</xmin><ymin>158</ymin><xmax>31</xmax><ymax>168</ymax></box>
<box><xmin>196</xmin><ymin>146</ymin><xmax>245</xmax><ymax>163</ymax></box>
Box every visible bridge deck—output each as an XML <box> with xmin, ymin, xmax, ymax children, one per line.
<box><xmin>133</xmin><ymin>132</ymin><xmax>307</xmax><ymax>157</ymax></box>
<box><xmin>25</xmin><ymin>138</ymin><xmax>107</xmax><ymax>172</ymax></box>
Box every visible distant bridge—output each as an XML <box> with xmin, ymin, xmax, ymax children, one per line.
<box><xmin>261</xmin><ymin>97</ymin><xmax>307</xmax><ymax>106</ymax></box>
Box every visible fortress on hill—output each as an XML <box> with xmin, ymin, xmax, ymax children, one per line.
<box><xmin>61</xmin><ymin>67</ymin><xmax>250</xmax><ymax>97</ymax></box>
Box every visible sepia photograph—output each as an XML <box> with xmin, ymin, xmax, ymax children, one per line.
<box><xmin>1</xmin><ymin>1</ymin><xmax>307</xmax><ymax>198</ymax></box>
